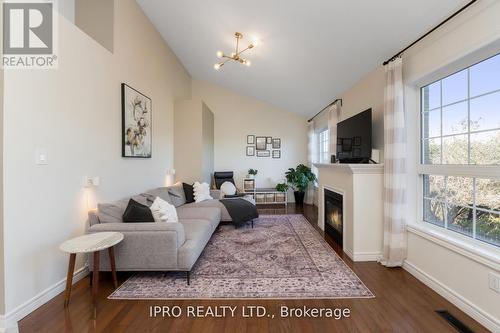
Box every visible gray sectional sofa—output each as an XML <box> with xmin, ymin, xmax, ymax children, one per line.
<box><xmin>86</xmin><ymin>183</ymin><xmax>233</xmax><ymax>283</ymax></box>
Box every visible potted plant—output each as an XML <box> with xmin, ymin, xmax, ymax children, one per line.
<box><xmin>247</xmin><ymin>168</ymin><xmax>258</xmax><ymax>179</ymax></box>
<box><xmin>275</xmin><ymin>182</ymin><xmax>289</xmax><ymax>193</ymax></box>
<box><xmin>285</xmin><ymin>164</ymin><xmax>316</xmax><ymax>205</ymax></box>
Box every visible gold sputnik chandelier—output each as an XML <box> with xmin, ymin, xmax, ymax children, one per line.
<box><xmin>214</xmin><ymin>32</ymin><xmax>257</xmax><ymax>70</ymax></box>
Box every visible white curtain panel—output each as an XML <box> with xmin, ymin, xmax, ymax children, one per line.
<box><xmin>305</xmin><ymin>121</ymin><xmax>318</xmax><ymax>205</ymax></box>
<box><xmin>380</xmin><ymin>57</ymin><xmax>407</xmax><ymax>267</ymax></box>
<box><xmin>328</xmin><ymin>102</ymin><xmax>340</xmax><ymax>159</ymax></box>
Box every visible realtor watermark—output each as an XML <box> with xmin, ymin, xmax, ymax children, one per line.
<box><xmin>2</xmin><ymin>0</ymin><xmax>58</xmax><ymax>69</ymax></box>
<box><xmin>149</xmin><ymin>305</ymin><xmax>352</xmax><ymax>320</ymax></box>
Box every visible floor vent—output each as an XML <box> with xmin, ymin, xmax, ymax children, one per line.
<box><xmin>435</xmin><ymin>310</ymin><xmax>475</xmax><ymax>333</ymax></box>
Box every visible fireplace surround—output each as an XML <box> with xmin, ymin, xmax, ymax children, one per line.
<box><xmin>324</xmin><ymin>188</ymin><xmax>343</xmax><ymax>246</ymax></box>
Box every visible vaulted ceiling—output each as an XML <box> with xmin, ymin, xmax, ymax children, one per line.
<box><xmin>137</xmin><ymin>0</ymin><xmax>470</xmax><ymax>116</ymax></box>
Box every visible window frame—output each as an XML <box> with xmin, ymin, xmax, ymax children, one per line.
<box><xmin>318</xmin><ymin>128</ymin><xmax>330</xmax><ymax>164</ymax></box>
<box><xmin>417</xmin><ymin>53</ymin><xmax>500</xmax><ymax>249</ymax></box>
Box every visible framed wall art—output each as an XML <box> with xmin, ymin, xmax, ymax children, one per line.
<box><xmin>246</xmin><ymin>146</ymin><xmax>255</xmax><ymax>156</ymax></box>
<box><xmin>256</xmin><ymin>137</ymin><xmax>267</xmax><ymax>150</ymax></box>
<box><xmin>256</xmin><ymin>150</ymin><xmax>270</xmax><ymax>157</ymax></box>
<box><xmin>122</xmin><ymin>83</ymin><xmax>152</xmax><ymax>158</ymax></box>
<box><xmin>272</xmin><ymin>138</ymin><xmax>281</xmax><ymax>149</ymax></box>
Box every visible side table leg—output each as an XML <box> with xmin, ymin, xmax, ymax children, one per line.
<box><xmin>92</xmin><ymin>252</ymin><xmax>100</xmax><ymax>304</ymax></box>
<box><xmin>108</xmin><ymin>247</ymin><xmax>118</xmax><ymax>288</ymax></box>
<box><xmin>64</xmin><ymin>253</ymin><xmax>76</xmax><ymax>307</ymax></box>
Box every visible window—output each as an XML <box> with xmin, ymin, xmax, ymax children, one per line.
<box><xmin>318</xmin><ymin>129</ymin><xmax>329</xmax><ymax>163</ymax></box>
<box><xmin>420</xmin><ymin>53</ymin><xmax>500</xmax><ymax>247</ymax></box>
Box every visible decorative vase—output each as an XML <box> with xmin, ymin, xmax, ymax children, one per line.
<box><xmin>294</xmin><ymin>191</ymin><xmax>305</xmax><ymax>205</ymax></box>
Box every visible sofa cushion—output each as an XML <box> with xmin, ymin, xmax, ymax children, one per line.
<box><xmin>166</xmin><ymin>183</ymin><xmax>186</xmax><ymax>207</ymax></box>
<box><xmin>142</xmin><ymin>188</ymin><xmax>173</xmax><ymax>205</ymax></box>
<box><xmin>176</xmin><ymin>206</ymin><xmax>221</xmax><ymax>229</ymax></box>
<box><xmin>150</xmin><ymin>197</ymin><xmax>178</xmax><ymax>223</ymax></box>
<box><xmin>193</xmin><ymin>182</ymin><xmax>212</xmax><ymax>203</ymax></box>
<box><xmin>178</xmin><ymin>219</ymin><xmax>215</xmax><ymax>270</ymax></box>
<box><xmin>97</xmin><ymin>195</ymin><xmax>148</xmax><ymax>223</ymax></box>
<box><xmin>122</xmin><ymin>199</ymin><xmax>155</xmax><ymax>223</ymax></box>
<box><xmin>182</xmin><ymin>183</ymin><xmax>195</xmax><ymax>203</ymax></box>
<box><xmin>180</xmin><ymin>199</ymin><xmax>232</xmax><ymax>221</ymax></box>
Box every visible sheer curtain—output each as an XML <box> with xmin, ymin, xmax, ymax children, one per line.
<box><xmin>380</xmin><ymin>57</ymin><xmax>407</xmax><ymax>267</ymax></box>
<box><xmin>305</xmin><ymin>121</ymin><xmax>318</xmax><ymax>205</ymax></box>
<box><xmin>328</xmin><ymin>101</ymin><xmax>341</xmax><ymax>160</ymax></box>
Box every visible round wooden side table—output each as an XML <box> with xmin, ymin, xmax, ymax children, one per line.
<box><xmin>60</xmin><ymin>232</ymin><xmax>124</xmax><ymax>307</ymax></box>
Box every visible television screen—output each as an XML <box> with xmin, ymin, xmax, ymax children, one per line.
<box><xmin>336</xmin><ymin>108</ymin><xmax>372</xmax><ymax>163</ymax></box>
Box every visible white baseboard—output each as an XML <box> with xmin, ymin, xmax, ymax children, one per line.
<box><xmin>343</xmin><ymin>248</ymin><xmax>354</xmax><ymax>261</ymax></box>
<box><xmin>403</xmin><ymin>260</ymin><xmax>500</xmax><ymax>332</ymax></box>
<box><xmin>343</xmin><ymin>248</ymin><xmax>381</xmax><ymax>262</ymax></box>
<box><xmin>352</xmin><ymin>251</ymin><xmax>382</xmax><ymax>262</ymax></box>
<box><xmin>0</xmin><ymin>265</ymin><xmax>89</xmax><ymax>333</ymax></box>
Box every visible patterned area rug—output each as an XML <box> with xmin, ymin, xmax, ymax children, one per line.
<box><xmin>109</xmin><ymin>215</ymin><xmax>374</xmax><ymax>299</ymax></box>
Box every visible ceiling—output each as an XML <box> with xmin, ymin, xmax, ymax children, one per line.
<box><xmin>137</xmin><ymin>0</ymin><xmax>470</xmax><ymax>116</ymax></box>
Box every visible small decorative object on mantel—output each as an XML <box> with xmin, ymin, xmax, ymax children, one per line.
<box><xmin>247</xmin><ymin>135</ymin><xmax>255</xmax><ymax>144</ymax></box>
<box><xmin>246</xmin><ymin>146</ymin><xmax>255</xmax><ymax>156</ymax></box>
<box><xmin>247</xmin><ymin>168</ymin><xmax>258</xmax><ymax>179</ymax></box>
<box><xmin>257</xmin><ymin>150</ymin><xmax>270</xmax><ymax>157</ymax></box>
<box><xmin>272</xmin><ymin>150</ymin><xmax>281</xmax><ymax>159</ymax></box>
<box><xmin>122</xmin><ymin>83</ymin><xmax>152</xmax><ymax>158</ymax></box>
<box><xmin>255</xmin><ymin>137</ymin><xmax>266</xmax><ymax>150</ymax></box>
<box><xmin>266</xmin><ymin>137</ymin><xmax>272</xmax><ymax>144</ymax></box>
<box><xmin>272</xmin><ymin>138</ymin><xmax>281</xmax><ymax>149</ymax></box>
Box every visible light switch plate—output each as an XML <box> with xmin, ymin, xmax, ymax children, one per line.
<box><xmin>36</xmin><ymin>148</ymin><xmax>48</xmax><ymax>165</ymax></box>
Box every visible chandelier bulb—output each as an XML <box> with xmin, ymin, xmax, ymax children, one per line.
<box><xmin>214</xmin><ymin>63</ymin><xmax>222</xmax><ymax>70</ymax></box>
<box><xmin>216</xmin><ymin>51</ymin><xmax>223</xmax><ymax>58</ymax></box>
<box><xmin>245</xmin><ymin>60</ymin><xmax>251</xmax><ymax>67</ymax></box>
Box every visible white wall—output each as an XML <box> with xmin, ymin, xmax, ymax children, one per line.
<box><xmin>191</xmin><ymin>80</ymin><xmax>308</xmax><ymax>199</ymax></box>
<box><xmin>174</xmin><ymin>100</ymin><xmax>214</xmax><ymax>184</ymax></box>
<box><xmin>313</xmin><ymin>66</ymin><xmax>385</xmax><ymax>161</ymax></box>
<box><xmin>2</xmin><ymin>0</ymin><xmax>190</xmax><ymax>321</ymax></box>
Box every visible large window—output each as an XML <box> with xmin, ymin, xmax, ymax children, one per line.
<box><xmin>420</xmin><ymin>53</ymin><xmax>500</xmax><ymax>247</ymax></box>
<box><xmin>319</xmin><ymin>129</ymin><xmax>329</xmax><ymax>163</ymax></box>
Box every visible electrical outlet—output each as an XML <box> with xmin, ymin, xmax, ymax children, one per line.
<box><xmin>488</xmin><ymin>272</ymin><xmax>500</xmax><ymax>293</ymax></box>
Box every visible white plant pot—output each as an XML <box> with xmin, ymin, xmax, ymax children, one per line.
<box><xmin>247</xmin><ymin>174</ymin><xmax>255</xmax><ymax>179</ymax></box>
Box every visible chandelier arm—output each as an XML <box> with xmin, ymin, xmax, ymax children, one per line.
<box><xmin>237</xmin><ymin>45</ymin><xmax>253</xmax><ymax>56</ymax></box>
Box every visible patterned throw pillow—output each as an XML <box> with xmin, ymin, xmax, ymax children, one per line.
<box><xmin>193</xmin><ymin>182</ymin><xmax>213</xmax><ymax>203</ymax></box>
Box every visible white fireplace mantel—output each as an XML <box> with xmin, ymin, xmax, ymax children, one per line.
<box><xmin>314</xmin><ymin>163</ymin><xmax>384</xmax><ymax>262</ymax></box>
<box><xmin>314</xmin><ymin>163</ymin><xmax>384</xmax><ymax>174</ymax></box>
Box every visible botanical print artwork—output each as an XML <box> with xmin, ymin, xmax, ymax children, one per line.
<box><xmin>122</xmin><ymin>83</ymin><xmax>152</xmax><ymax>158</ymax></box>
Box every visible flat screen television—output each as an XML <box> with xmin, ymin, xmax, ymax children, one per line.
<box><xmin>336</xmin><ymin>108</ymin><xmax>372</xmax><ymax>163</ymax></box>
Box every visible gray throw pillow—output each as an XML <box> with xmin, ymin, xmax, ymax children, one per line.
<box><xmin>143</xmin><ymin>187</ymin><xmax>173</xmax><ymax>205</ymax></box>
<box><xmin>166</xmin><ymin>183</ymin><xmax>186</xmax><ymax>207</ymax></box>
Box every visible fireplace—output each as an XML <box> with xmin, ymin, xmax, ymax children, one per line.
<box><xmin>324</xmin><ymin>189</ymin><xmax>343</xmax><ymax>246</ymax></box>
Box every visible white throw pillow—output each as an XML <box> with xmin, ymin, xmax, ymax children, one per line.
<box><xmin>220</xmin><ymin>181</ymin><xmax>237</xmax><ymax>196</ymax></box>
<box><xmin>150</xmin><ymin>197</ymin><xmax>178</xmax><ymax>223</ymax></box>
<box><xmin>193</xmin><ymin>182</ymin><xmax>213</xmax><ymax>203</ymax></box>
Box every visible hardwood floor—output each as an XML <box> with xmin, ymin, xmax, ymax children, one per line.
<box><xmin>19</xmin><ymin>204</ymin><xmax>487</xmax><ymax>332</ymax></box>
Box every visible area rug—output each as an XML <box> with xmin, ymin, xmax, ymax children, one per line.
<box><xmin>109</xmin><ymin>214</ymin><xmax>374</xmax><ymax>299</ymax></box>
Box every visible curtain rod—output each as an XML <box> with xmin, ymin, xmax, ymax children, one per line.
<box><xmin>383</xmin><ymin>0</ymin><xmax>477</xmax><ymax>65</ymax></box>
<box><xmin>307</xmin><ymin>99</ymin><xmax>342</xmax><ymax>123</ymax></box>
